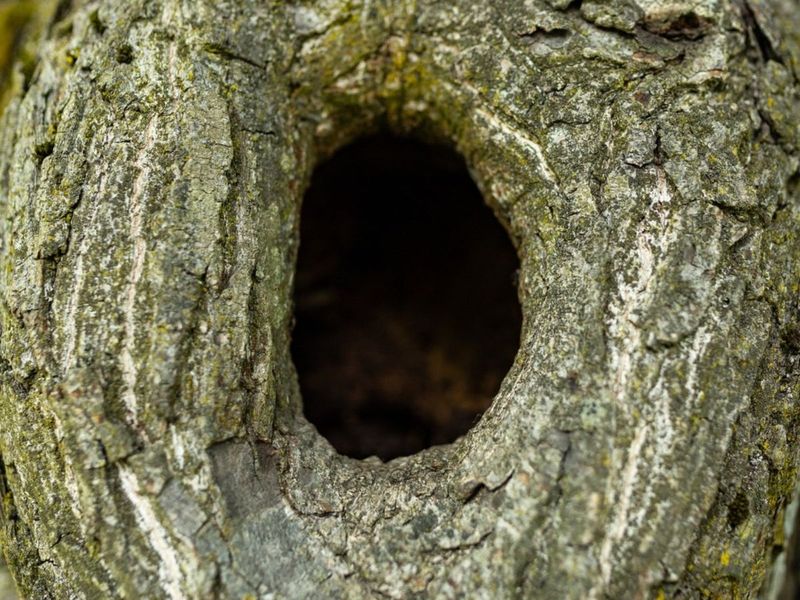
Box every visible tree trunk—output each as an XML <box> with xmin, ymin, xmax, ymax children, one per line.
<box><xmin>1</xmin><ymin>0</ymin><xmax>799</xmax><ymax>598</ymax></box>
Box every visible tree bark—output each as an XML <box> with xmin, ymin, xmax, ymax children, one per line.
<box><xmin>0</xmin><ymin>558</ymin><xmax>15</xmax><ymax>600</ymax></box>
<box><xmin>1</xmin><ymin>0</ymin><xmax>799</xmax><ymax>598</ymax></box>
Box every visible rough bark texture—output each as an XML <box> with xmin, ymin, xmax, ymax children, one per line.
<box><xmin>1</xmin><ymin>0</ymin><xmax>799</xmax><ymax>598</ymax></box>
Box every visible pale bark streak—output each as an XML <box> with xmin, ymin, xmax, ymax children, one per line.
<box><xmin>121</xmin><ymin>116</ymin><xmax>159</xmax><ymax>431</ymax></box>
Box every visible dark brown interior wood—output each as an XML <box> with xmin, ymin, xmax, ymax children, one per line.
<box><xmin>292</xmin><ymin>135</ymin><xmax>522</xmax><ymax>460</ymax></box>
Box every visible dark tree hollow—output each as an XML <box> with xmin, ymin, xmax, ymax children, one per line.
<box><xmin>292</xmin><ymin>135</ymin><xmax>522</xmax><ymax>461</ymax></box>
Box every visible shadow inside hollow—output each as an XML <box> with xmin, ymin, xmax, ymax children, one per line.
<box><xmin>292</xmin><ymin>135</ymin><xmax>522</xmax><ymax>461</ymax></box>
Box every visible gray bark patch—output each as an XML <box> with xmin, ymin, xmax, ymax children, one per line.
<box><xmin>211</xmin><ymin>441</ymin><xmax>282</xmax><ymax>521</ymax></box>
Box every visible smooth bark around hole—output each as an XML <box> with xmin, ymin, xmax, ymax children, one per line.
<box><xmin>292</xmin><ymin>136</ymin><xmax>522</xmax><ymax>460</ymax></box>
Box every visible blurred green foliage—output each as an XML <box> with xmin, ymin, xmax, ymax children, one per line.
<box><xmin>0</xmin><ymin>0</ymin><xmax>48</xmax><ymax>115</ymax></box>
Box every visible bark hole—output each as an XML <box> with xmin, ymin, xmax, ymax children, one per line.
<box><xmin>292</xmin><ymin>135</ymin><xmax>522</xmax><ymax>460</ymax></box>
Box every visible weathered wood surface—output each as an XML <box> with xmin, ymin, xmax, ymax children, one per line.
<box><xmin>0</xmin><ymin>0</ymin><xmax>799</xmax><ymax>598</ymax></box>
